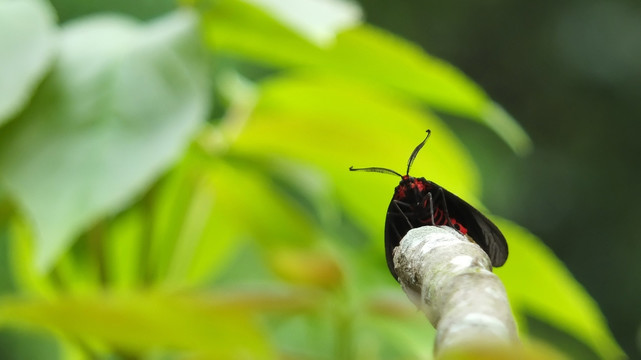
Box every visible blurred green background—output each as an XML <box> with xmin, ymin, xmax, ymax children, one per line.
<box><xmin>0</xmin><ymin>0</ymin><xmax>636</xmax><ymax>359</ymax></box>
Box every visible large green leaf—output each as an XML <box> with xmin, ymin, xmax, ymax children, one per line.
<box><xmin>0</xmin><ymin>0</ymin><xmax>56</xmax><ymax>125</ymax></box>
<box><xmin>164</xmin><ymin>155</ymin><xmax>322</xmax><ymax>286</ymax></box>
<box><xmin>202</xmin><ymin>0</ymin><xmax>531</xmax><ymax>154</ymax></box>
<box><xmin>230</xmin><ymin>74</ymin><xmax>481</xmax><ymax>242</ymax></box>
<box><xmin>495</xmin><ymin>219</ymin><xmax>625</xmax><ymax>360</ymax></box>
<box><xmin>0</xmin><ymin>9</ymin><xmax>209</xmax><ymax>272</ymax></box>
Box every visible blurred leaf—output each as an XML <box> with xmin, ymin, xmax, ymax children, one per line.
<box><xmin>146</xmin><ymin>154</ymin><xmax>221</xmax><ymax>287</ymax></box>
<box><xmin>0</xmin><ymin>224</ymin><xmax>17</xmax><ymax>295</ymax></box>
<box><xmin>6</xmin><ymin>216</ymin><xmax>57</xmax><ymax>297</ymax></box>
<box><xmin>270</xmin><ymin>248</ymin><xmax>343</xmax><ymax>289</ymax></box>
<box><xmin>0</xmin><ymin>9</ymin><xmax>209</xmax><ymax>272</ymax></box>
<box><xmin>244</xmin><ymin>0</ymin><xmax>362</xmax><ymax>46</ymax></box>
<box><xmin>0</xmin><ymin>0</ymin><xmax>57</xmax><ymax>125</ymax></box>
<box><xmin>495</xmin><ymin>219</ymin><xmax>625</xmax><ymax>360</ymax></box>
<box><xmin>363</xmin><ymin>314</ymin><xmax>436</xmax><ymax>359</ymax></box>
<box><xmin>267</xmin><ymin>312</ymin><xmax>335</xmax><ymax>359</ymax></box>
<box><xmin>104</xmin><ymin>208</ymin><xmax>146</xmax><ymax>291</ymax></box>
<box><xmin>231</xmin><ymin>74</ymin><xmax>481</xmax><ymax>245</ymax></box>
<box><xmin>202</xmin><ymin>0</ymin><xmax>531</xmax><ymax>153</ymax></box>
<box><xmin>145</xmin><ymin>147</ymin><xmax>323</xmax><ymax>287</ymax></box>
<box><xmin>0</xmin><ymin>329</ymin><xmax>62</xmax><ymax>360</ymax></box>
<box><xmin>148</xmin><ymin>152</ymin><xmax>246</xmax><ymax>287</ymax></box>
<box><xmin>200</xmin><ymin>156</ymin><xmax>320</xmax><ymax>248</ymax></box>
<box><xmin>54</xmin><ymin>238</ymin><xmax>103</xmax><ymax>295</ymax></box>
<box><xmin>145</xmin><ymin>153</ymin><xmax>206</xmax><ymax>286</ymax></box>
<box><xmin>0</xmin><ymin>293</ymin><xmax>274</xmax><ymax>358</ymax></box>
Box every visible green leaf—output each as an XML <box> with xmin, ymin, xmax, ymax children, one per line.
<box><xmin>104</xmin><ymin>208</ymin><xmax>146</xmax><ymax>291</ymax></box>
<box><xmin>231</xmin><ymin>74</ymin><xmax>481</xmax><ymax>242</ymax></box>
<box><xmin>144</xmin><ymin>147</ymin><xmax>323</xmax><ymax>287</ymax></box>
<box><xmin>203</xmin><ymin>0</ymin><xmax>531</xmax><ymax>153</ymax></box>
<box><xmin>0</xmin><ymin>9</ymin><xmax>209</xmax><ymax>272</ymax></box>
<box><xmin>495</xmin><ymin>219</ymin><xmax>625</xmax><ymax>360</ymax></box>
<box><xmin>6</xmin><ymin>216</ymin><xmax>57</xmax><ymax>297</ymax></box>
<box><xmin>0</xmin><ymin>293</ymin><xmax>274</xmax><ymax>358</ymax></box>
<box><xmin>0</xmin><ymin>0</ymin><xmax>57</xmax><ymax>125</ymax></box>
<box><xmin>364</xmin><ymin>310</ymin><xmax>437</xmax><ymax>359</ymax></box>
<box><xmin>148</xmin><ymin>153</ymin><xmax>246</xmax><ymax>286</ymax></box>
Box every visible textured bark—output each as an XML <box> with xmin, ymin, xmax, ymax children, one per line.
<box><xmin>393</xmin><ymin>226</ymin><xmax>518</xmax><ymax>356</ymax></box>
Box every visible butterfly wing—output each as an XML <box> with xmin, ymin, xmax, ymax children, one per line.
<box><xmin>383</xmin><ymin>179</ymin><xmax>508</xmax><ymax>281</ymax></box>
<box><xmin>437</xmin><ymin>185</ymin><xmax>508</xmax><ymax>267</ymax></box>
<box><xmin>383</xmin><ymin>180</ymin><xmax>437</xmax><ymax>280</ymax></box>
<box><xmin>384</xmin><ymin>197</ymin><xmax>410</xmax><ymax>280</ymax></box>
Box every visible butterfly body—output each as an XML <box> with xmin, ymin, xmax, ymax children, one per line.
<box><xmin>384</xmin><ymin>175</ymin><xmax>507</xmax><ymax>279</ymax></box>
<box><xmin>350</xmin><ymin>130</ymin><xmax>508</xmax><ymax>281</ymax></box>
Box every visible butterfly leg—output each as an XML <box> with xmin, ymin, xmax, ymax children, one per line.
<box><xmin>438</xmin><ymin>187</ymin><xmax>454</xmax><ymax>227</ymax></box>
<box><xmin>417</xmin><ymin>191</ymin><xmax>437</xmax><ymax>225</ymax></box>
<box><xmin>428</xmin><ymin>192</ymin><xmax>435</xmax><ymax>226</ymax></box>
<box><xmin>391</xmin><ymin>200</ymin><xmax>414</xmax><ymax>229</ymax></box>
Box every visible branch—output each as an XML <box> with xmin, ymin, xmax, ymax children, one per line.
<box><xmin>393</xmin><ymin>226</ymin><xmax>518</xmax><ymax>356</ymax></box>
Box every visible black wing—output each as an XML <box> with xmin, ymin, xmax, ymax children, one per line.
<box><xmin>438</xmin><ymin>185</ymin><xmax>508</xmax><ymax>267</ymax></box>
<box><xmin>384</xmin><ymin>197</ymin><xmax>413</xmax><ymax>280</ymax></box>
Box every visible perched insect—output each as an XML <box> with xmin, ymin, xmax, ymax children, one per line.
<box><xmin>350</xmin><ymin>130</ymin><xmax>508</xmax><ymax>280</ymax></box>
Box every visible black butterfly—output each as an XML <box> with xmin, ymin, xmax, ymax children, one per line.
<box><xmin>350</xmin><ymin>130</ymin><xmax>508</xmax><ymax>280</ymax></box>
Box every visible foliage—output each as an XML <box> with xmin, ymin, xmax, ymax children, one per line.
<box><xmin>0</xmin><ymin>0</ymin><xmax>624</xmax><ymax>359</ymax></box>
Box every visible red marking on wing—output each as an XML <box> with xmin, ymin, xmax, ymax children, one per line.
<box><xmin>451</xmin><ymin>218</ymin><xmax>468</xmax><ymax>235</ymax></box>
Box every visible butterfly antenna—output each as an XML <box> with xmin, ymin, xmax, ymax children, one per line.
<box><xmin>349</xmin><ymin>166</ymin><xmax>403</xmax><ymax>178</ymax></box>
<box><xmin>406</xmin><ymin>129</ymin><xmax>431</xmax><ymax>175</ymax></box>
